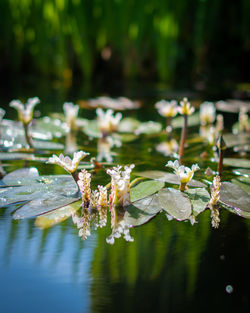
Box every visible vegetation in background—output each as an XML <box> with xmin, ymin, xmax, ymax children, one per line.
<box><xmin>1</xmin><ymin>0</ymin><xmax>249</xmax><ymax>86</ymax></box>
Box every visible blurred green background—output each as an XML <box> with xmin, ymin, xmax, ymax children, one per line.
<box><xmin>1</xmin><ymin>0</ymin><xmax>250</xmax><ymax>91</ymax></box>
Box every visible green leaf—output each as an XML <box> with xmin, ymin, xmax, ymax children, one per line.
<box><xmin>172</xmin><ymin>112</ymin><xmax>200</xmax><ymax>128</ymax></box>
<box><xmin>2</xmin><ymin>168</ymin><xmax>39</xmax><ymax>186</ymax></box>
<box><xmin>223</xmin><ymin>133</ymin><xmax>250</xmax><ymax>148</ymax></box>
<box><xmin>223</xmin><ymin>158</ymin><xmax>250</xmax><ymax>168</ymax></box>
<box><xmin>185</xmin><ymin>188</ymin><xmax>210</xmax><ymax>216</ymax></box>
<box><xmin>118</xmin><ymin>117</ymin><xmax>140</xmax><ymax>133</ymax></box>
<box><xmin>231</xmin><ymin>177</ymin><xmax>250</xmax><ymax>194</ymax></box>
<box><xmin>32</xmin><ymin>117</ymin><xmax>68</xmax><ymax>138</ymax></box>
<box><xmin>130</xmin><ymin>180</ymin><xmax>164</xmax><ymax>202</ymax></box>
<box><xmin>233</xmin><ymin>168</ymin><xmax>250</xmax><ymax>177</ymax></box>
<box><xmin>124</xmin><ymin>194</ymin><xmax>161</xmax><ymax>226</ymax></box>
<box><xmin>135</xmin><ymin>170</ymin><xmax>206</xmax><ymax>188</ymax></box>
<box><xmin>35</xmin><ymin>200</ymin><xmax>81</xmax><ymax>229</ymax></box>
<box><xmin>158</xmin><ymin>188</ymin><xmax>192</xmax><ymax>220</ymax></box>
<box><xmin>82</xmin><ymin>120</ymin><xmax>100</xmax><ymax>138</ymax></box>
<box><xmin>219</xmin><ymin>182</ymin><xmax>250</xmax><ymax>218</ymax></box>
<box><xmin>134</xmin><ymin>121</ymin><xmax>162</xmax><ymax>135</ymax></box>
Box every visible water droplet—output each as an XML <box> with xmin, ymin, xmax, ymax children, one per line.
<box><xmin>226</xmin><ymin>285</ymin><xmax>233</xmax><ymax>294</ymax></box>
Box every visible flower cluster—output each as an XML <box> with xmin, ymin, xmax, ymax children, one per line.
<box><xmin>72</xmin><ymin>210</ymin><xmax>91</xmax><ymax>240</ymax></box>
<box><xmin>77</xmin><ymin>169</ymin><xmax>92</xmax><ymax>207</ymax></box>
<box><xmin>155</xmin><ymin>100</ymin><xmax>178</xmax><ymax>118</ymax></box>
<box><xmin>96</xmin><ymin>108</ymin><xmax>122</xmax><ymax>135</ymax></box>
<box><xmin>209</xmin><ymin>175</ymin><xmax>221</xmax><ymax>228</ymax></box>
<box><xmin>10</xmin><ymin>97</ymin><xmax>40</xmax><ymax>124</ymax></box>
<box><xmin>200</xmin><ymin>101</ymin><xmax>216</xmax><ymax>125</ymax></box>
<box><xmin>47</xmin><ymin>151</ymin><xmax>89</xmax><ymax>173</ymax></box>
<box><xmin>107</xmin><ymin>164</ymin><xmax>135</xmax><ymax>207</ymax></box>
<box><xmin>63</xmin><ymin>102</ymin><xmax>79</xmax><ymax>131</ymax></box>
<box><xmin>166</xmin><ymin>160</ymin><xmax>199</xmax><ymax>191</ymax></box>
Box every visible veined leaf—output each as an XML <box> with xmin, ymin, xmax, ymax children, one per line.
<box><xmin>130</xmin><ymin>180</ymin><xmax>164</xmax><ymax>202</ymax></box>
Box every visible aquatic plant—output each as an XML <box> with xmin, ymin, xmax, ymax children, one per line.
<box><xmin>47</xmin><ymin>151</ymin><xmax>89</xmax><ymax>183</ymax></box>
<box><xmin>166</xmin><ymin>160</ymin><xmax>200</xmax><ymax>192</ymax></box>
<box><xmin>216</xmin><ymin>136</ymin><xmax>226</xmax><ymax>177</ymax></box>
<box><xmin>9</xmin><ymin>97</ymin><xmax>40</xmax><ymax>148</ymax></box>
<box><xmin>199</xmin><ymin>102</ymin><xmax>216</xmax><ymax>126</ymax></box>
<box><xmin>63</xmin><ymin>102</ymin><xmax>79</xmax><ymax>132</ymax></box>
<box><xmin>107</xmin><ymin>164</ymin><xmax>135</xmax><ymax>207</ymax></box>
<box><xmin>178</xmin><ymin>97</ymin><xmax>195</xmax><ymax>163</ymax></box>
<box><xmin>208</xmin><ymin>175</ymin><xmax>221</xmax><ymax>228</ymax></box>
<box><xmin>96</xmin><ymin>108</ymin><xmax>122</xmax><ymax>137</ymax></box>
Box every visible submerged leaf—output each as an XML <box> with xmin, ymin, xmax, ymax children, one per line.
<box><xmin>35</xmin><ymin>200</ymin><xmax>81</xmax><ymax>228</ymax></box>
<box><xmin>158</xmin><ymin>188</ymin><xmax>192</xmax><ymax>220</ymax></box>
<box><xmin>130</xmin><ymin>180</ymin><xmax>164</xmax><ymax>202</ymax></box>
<box><xmin>185</xmin><ymin>188</ymin><xmax>210</xmax><ymax>216</ymax></box>
<box><xmin>135</xmin><ymin>170</ymin><xmax>206</xmax><ymax>187</ymax></box>
<box><xmin>125</xmin><ymin>194</ymin><xmax>161</xmax><ymax>226</ymax></box>
<box><xmin>219</xmin><ymin>182</ymin><xmax>250</xmax><ymax>218</ymax></box>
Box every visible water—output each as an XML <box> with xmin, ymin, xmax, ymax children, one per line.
<box><xmin>0</xmin><ymin>84</ymin><xmax>249</xmax><ymax>313</ymax></box>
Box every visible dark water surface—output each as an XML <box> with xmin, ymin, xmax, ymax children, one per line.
<box><xmin>0</xmin><ymin>84</ymin><xmax>249</xmax><ymax>313</ymax></box>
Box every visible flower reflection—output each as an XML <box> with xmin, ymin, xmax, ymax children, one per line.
<box><xmin>106</xmin><ymin>206</ymin><xmax>134</xmax><ymax>245</ymax></box>
<box><xmin>63</xmin><ymin>102</ymin><xmax>79</xmax><ymax>131</ymax></box>
<box><xmin>97</xmin><ymin>137</ymin><xmax>114</xmax><ymax>163</ymax></box>
<box><xmin>96</xmin><ymin>108</ymin><xmax>122</xmax><ymax>136</ymax></box>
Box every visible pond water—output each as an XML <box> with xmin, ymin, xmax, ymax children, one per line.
<box><xmin>0</xmin><ymin>84</ymin><xmax>249</xmax><ymax>313</ymax></box>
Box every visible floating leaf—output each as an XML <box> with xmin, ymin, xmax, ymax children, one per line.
<box><xmin>125</xmin><ymin>194</ymin><xmax>161</xmax><ymax>226</ymax></box>
<box><xmin>172</xmin><ymin>112</ymin><xmax>200</xmax><ymax>128</ymax></box>
<box><xmin>0</xmin><ymin>152</ymin><xmax>39</xmax><ymax>161</ymax></box>
<box><xmin>134</xmin><ymin>121</ymin><xmax>162</xmax><ymax>135</ymax></box>
<box><xmin>118</xmin><ymin>117</ymin><xmax>140</xmax><ymax>133</ymax></box>
<box><xmin>223</xmin><ymin>133</ymin><xmax>250</xmax><ymax>148</ymax></box>
<box><xmin>135</xmin><ymin>170</ymin><xmax>206</xmax><ymax>187</ymax></box>
<box><xmin>231</xmin><ymin>177</ymin><xmax>250</xmax><ymax>194</ymax></box>
<box><xmin>158</xmin><ymin>188</ymin><xmax>192</xmax><ymax>220</ymax></box>
<box><xmin>32</xmin><ymin>117</ymin><xmax>68</xmax><ymax>138</ymax></box>
<box><xmin>35</xmin><ymin>200</ymin><xmax>81</xmax><ymax>229</ymax></box>
<box><xmin>185</xmin><ymin>188</ymin><xmax>210</xmax><ymax>216</ymax></box>
<box><xmin>2</xmin><ymin>167</ymin><xmax>39</xmax><ymax>186</ymax></box>
<box><xmin>82</xmin><ymin>120</ymin><xmax>100</xmax><ymax>138</ymax></box>
<box><xmin>223</xmin><ymin>158</ymin><xmax>250</xmax><ymax>168</ymax></box>
<box><xmin>233</xmin><ymin>168</ymin><xmax>250</xmax><ymax>177</ymax></box>
<box><xmin>130</xmin><ymin>180</ymin><xmax>164</xmax><ymax>202</ymax></box>
<box><xmin>215</xmin><ymin>100</ymin><xmax>250</xmax><ymax>113</ymax></box>
<box><xmin>219</xmin><ymin>182</ymin><xmax>250</xmax><ymax>218</ymax></box>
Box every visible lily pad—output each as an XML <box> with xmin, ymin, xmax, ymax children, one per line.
<box><xmin>0</xmin><ymin>152</ymin><xmax>39</xmax><ymax>161</ymax></box>
<box><xmin>118</xmin><ymin>117</ymin><xmax>140</xmax><ymax>133</ymax></box>
<box><xmin>35</xmin><ymin>200</ymin><xmax>81</xmax><ymax>229</ymax></box>
<box><xmin>135</xmin><ymin>170</ymin><xmax>206</xmax><ymax>188</ymax></box>
<box><xmin>215</xmin><ymin>100</ymin><xmax>250</xmax><ymax>113</ymax></box>
<box><xmin>124</xmin><ymin>194</ymin><xmax>162</xmax><ymax>226</ymax></box>
<box><xmin>158</xmin><ymin>188</ymin><xmax>192</xmax><ymax>221</ymax></box>
<box><xmin>233</xmin><ymin>168</ymin><xmax>250</xmax><ymax>177</ymax></box>
<box><xmin>231</xmin><ymin>177</ymin><xmax>250</xmax><ymax>194</ymax></box>
<box><xmin>223</xmin><ymin>133</ymin><xmax>250</xmax><ymax>148</ymax></box>
<box><xmin>185</xmin><ymin>188</ymin><xmax>210</xmax><ymax>216</ymax></box>
<box><xmin>130</xmin><ymin>180</ymin><xmax>164</xmax><ymax>202</ymax></box>
<box><xmin>223</xmin><ymin>158</ymin><xmax>250</xmax><ymax>168</ymax></box>
<box><xmin>219</xmin><ymin>182</ymin><xmax>250</xmax><ymax>218</ymax></box>
<box><xmin>2</xmin><ymin>167</ymin><xmax>39</xmax><ymax>186</ymax></box>
<box><xmin>172</xmin><ymin>112</ymin><xmax>200</xmax><ymax>128</ymax></box>
<box><xmin>32</xmin><ymin>117</ymin><xmax>68</xmax><ymax>138</ymax></box>
<box><xmin>134</xmin><ymin>121</ymin><xmax>162</xmax><ymax>135</ymax></box>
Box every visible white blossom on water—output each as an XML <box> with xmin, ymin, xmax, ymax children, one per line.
<box><xmin>178</xmin><ymin>97</ymin><xmax>195</xmax><ymax>116</ymax></box>
<box><xmin>47</xmin><ymin>151</ymin><xmax>89</xmax><ymax>173</ymax></box>
<box><xmin>200</xmin><ymin>101</ymin><xmax>216</xmax><ymax>125</ymax></box>
<box><xmin>166</xmin><ymin>160</ymin><xmax>199</xmax><ymax>184</ymax></box>
<box><xmin>106</xmin><ymin>164</ymin><xmax>135</xmax><ymax>207</ymax></box>
<box><xmin>96</xmin><ymin>108</ymin><xmax>122</xmax><ymax>135</ymax></box>
<box><xmin>9</xmin><ymin>97</ymin><xmax>40</xmax><ymax>124</ymax></box>
<box><xmin>155</xmin><ymin>100</ymin><xmax>178</xmax><ymax>118</ymax></box>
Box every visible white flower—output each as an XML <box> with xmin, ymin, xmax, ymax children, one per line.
<box><xmin>96</xmin><ymin>108</ymin><xmax>122</xmax><ymax>135</ymax></box>
<box><xmin>63</xmin><ymin>102</ymin><xmax>79</xmax><ymax>130</ymax></box>
<box><xmin>47</xmin><ymin>150</ymin><xmax>89</xmax><ymax>173</ymax></box>
<box><xmin>200</xmin><ymin>101</ymin><xmax>216</xmax><ymax>125</ymax></box>
<box><xmin>178</xmin><ymin>97</ymin><xmax>195</xmax><ymax>116</ymax></box>
<box><xmin>97</xmin><ymin>185</ymin><xmax>108</xmax><ymax>207</ymax></box>
<box><xmin>155</xmin><ymin>100</ymin><xmax>178</xmax><ymax>117</ymax></box>
<box><xmin>166</xmin><ymin>160</ymin><xmax>199</xmax><ymax>184</ymax></box>
<box><xmin>106</xmin><ymin>164</ymin><xmax>135</xmax><ymax>207</ymax></box>
<box><xmin>9</xmin><ymin>97</ymin><xmax>40</xmax><ymax>124</ymax></box>
<box><xmin>156</xmin><ymin>139</ymin><xmax>178</xmax><ymax>156</ymax></box>
<box><xmin>0</xmin><ymin>108</ymin><xmax>5</xmax><ymax>122</ymax></box>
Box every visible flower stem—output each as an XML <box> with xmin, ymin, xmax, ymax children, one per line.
<box><xmin>23</xmin><ymin>122</ymin><xmax>33</xmax><ymax>149</ymax></box>
<box><xmin>71</xmin><ymin>170</ymin><xmax>80</xmax><ymax>190</ymax></box>
<box><xmin>179</xmin><ymin>182</ymin><xmax>186</xmax><ymax>192</ymax></box>
<box><xmin>217</xmin><ymin>149</ymin><xmax>224</xmax><ymax>177</ymax></box>
<box><xmin>179</xmin><ymin>114</ymin><xmax>188</xmax><ymax>164</ymax></box>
